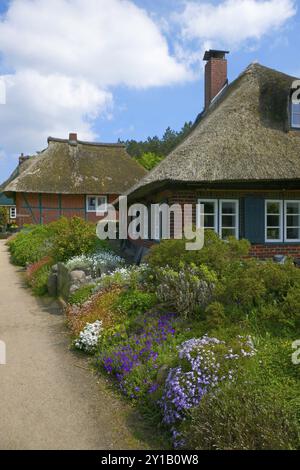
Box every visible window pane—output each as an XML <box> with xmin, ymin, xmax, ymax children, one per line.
<box><xmin>287</xmin><ymin>227</ymin><xmax>300</xmax><ymax>240</ymax></box>
<box><xmin>222</xmin><ymin>202</ymin><xmax>236</xmax><ymax>214</ymax></box>
<box><xmin>88</xmin><ymin>197</ymin><xmax>96</xmax><ymax>211</ymax></box>
<box><xmin>97</xmin><ymin>197</ymin><xmax>107</xmax><ymax>212</ymax></box>
<box><xmin>222</xmin><ymin>228</ymin><xmax>236</xmax><ymax>239</ymax></box>
<box><xmin>204</xmin><ymin>214</ymin><xmax>215</xmax><ymax>228</ymax></box>
<box><xmin>203</xmin><ymin>202</ymin><xmax>215</xmax><ymax>214</ymax></box>
<box><xmin>267</xmin><ymin>228</ymin><xmax>280</xmax><ymax>240</ymax></box>
<box><xmin>267</xmin><ymin>202</ymin><xmax>280</xmax><ymax>214</ymax></box>
<box><xmin>267</xmin><ymin>215</ymin><xmax>280</xmax><ymax>227</ymax></box>
<box><xmin>222</xmin><ymin>215</ymin><xmax>235</xmax><ymax>227</ymax></box>
<box><xmin>287</xmin><ymin>215</ymin><xmax>300</xmax><ymax>227</ymax></box>
<box><xmin>287</xmin><ymin>202</ymin><xmax>300</xmax><ymax>215</ymax></box>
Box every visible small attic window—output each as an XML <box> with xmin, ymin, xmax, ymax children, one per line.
<box><xmin>291</xmin><ymin>102</ymin><xmax>300</xmax><ymax>129</ymax></box>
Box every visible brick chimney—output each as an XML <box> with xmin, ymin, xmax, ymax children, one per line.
<box><xmin>203</xmin><ymin>50</ymin><xmax>229</xmax><ymax>109</ymax></box>
<box><xmin>69</xmin><ymin>133</ymin><xmax>78</xmax><ymax>145</ymax></box>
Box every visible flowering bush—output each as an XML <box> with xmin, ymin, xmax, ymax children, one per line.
<box><xmin>161</xmin><ymin>335</ymin><xmax>256</xmax><ymax>426</ymax></box>
<box><xmin>26</xmin><ymin>256</ymin><xmax>53</xmax><ymax>296</ymax></box>
<box><xmin>66</xmin><ymin>287</ymin><xmax>122</xmax><ymax>336</ymax></box>
<box><xmin>66</xmin><ymin>252</ymin><xmax>125</xmax><ymax>278</ymax></box>
<box><xmin>97</xmin><ymin>313</ymin><xmax>177</xmax><ymax>399</ymax></box>
<box><xmin>74</xmin><ymin>320</ymin><xmax>103</xmax><ymax>353</ymax></box>
<box><xmin>96</xmin><ymin>264</ymin><xmax>151</xmax><ymax>291</ymax></box>
<box><xmin>156</xmin><ymin>264</ymin><xmax>216</xmax><ymax>318</ymax></box>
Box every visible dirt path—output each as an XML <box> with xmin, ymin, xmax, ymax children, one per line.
<box><xmin>0</xmin><ymin>240</ymin><xmax>151</xmax><ymax>450</ymax></box>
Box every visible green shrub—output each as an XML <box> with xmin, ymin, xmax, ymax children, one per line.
<box><xmin>49</xmin><ymin>217</ymin><xmax>101</xmax><ymax>262</ymax></box>
<box><xmin>258</xmin><ymin>261</ymin><xmax>300</xmax><ymax>302</ymax></box>
<box><xmin>146</xmin><ymin>231</ymin><xmax>250</xmax><ymax>274</ymax></box>
<box><xmin>0</xmin><ymin>207</ymin><xmax>8</xmax><ymax>230</ymax></box>
<box><xmin>281</xmin><ymin>285</ymin><xmax>300</xmax><ymax>328</ymax></box>
<box><xmin>155</xmin><ymin>264</ymin><xmax>216</xmax><ymax>318</ymax></box>
<box><xmin>31</xmin><ymin>265</ymin><xmax>51</xmax><ymax>296</ymax></box>
<box><xmin>8</xmin><ymin>217</ymin><xmax>104</xmax><ymax>266</ymax></box>
<box><xmin>182</xmin><ymin>374</ymin><xmax>300</xmax><ymax>450</ymax></box>
<box><xmin>68</xmin><ymin>284</ymin><xmax>95</xmax><ymax>305</ymax></box>
<box><xmin>26</xmin><ymin>256</ymin><xmax>53</xmax><ymax>296</ymax></box>
<box><xmin>204</xmin><ymin>302</ymin><xmax>226</xmax><ymax>328</ymax></box>
<box><xmin>217</xmin><ymin>260</ymin><xmax>266</xmax><ymax>312</ymax></box>
<box><xmin>8</xmin><ymin>225</ymin><xmax>54</xmax><ymax>266</ymax></box>
<box><xmin>114</xmin><ymin>289</ymin><xmax>157</xmax><ymax>317</ymax></box>
<box><xmin>181</xmin><ymin>337</ymin><xmax>300</xmax><ymax>450</ymax></box>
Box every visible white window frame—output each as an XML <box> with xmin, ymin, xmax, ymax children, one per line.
<box><xmin>291</xmin><ymin>101</ymin><xmax>300</xmax><ymax>129</ymax></box>
<box><xmin>197</xmin><ymin>199</ymin><xmax>218</xmax><ymax>233</ymax></box>
<box><xmin>219</xmin><ymin>200</ymin><xmax>239</xmax><ymax>240</ymax></box>
<box><xmin>86</xmin><ymin>195</ymin><xmax>108</xmax><ymax>214</ymax></box>
<box><xmin>265</xmin><ymin>200</ymin><xmax>283</xmax><ymax>243</ymax></box>
<box><xmin>9</xmin><ymin>207</ymin><xmax>16</xmax><ymax>219</ymax></box>
<box><xmin>284</xmin><ymin>200</ymin><xmax>300</xmax><ymax>242</ymax></box>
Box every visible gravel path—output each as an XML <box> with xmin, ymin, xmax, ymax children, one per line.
<box><xmin>0</xmin><ymin>240</ymin><xmax>149</xmax><ymax>450</ymax></box>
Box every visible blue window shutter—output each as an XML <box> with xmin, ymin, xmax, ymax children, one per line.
<box><xmin>244</xmin><ymin>197</ymin><xmax>265</xmax><ymax>244</ymax></box>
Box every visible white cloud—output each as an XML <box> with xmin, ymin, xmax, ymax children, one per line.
<box><xmin>176</xmin><ymin>0</ymin><xmax>296</xmax><ymax>46</ymax></box>
<box><xmin>0</xmin><ymin>70</ymin><xmax>113</xmax><ymax>154</ymax></box>
<box><xmin>0</xmin><ymin>0</ymin><xmax>190</xmax><ymax>160</ymax></box>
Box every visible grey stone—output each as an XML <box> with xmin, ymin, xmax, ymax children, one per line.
<box><xmin>70</xmin><ymin>270</ymin><xmax>86</xmax><ymax>284</ymax></box>
<box><xmin>69</xmin><ymin>285</ymin><xmax>79</xmax><ymax>295</ymax></box>
<box><xmin>47</xmin><ymin>273</ymin><xmax>58</xmax><ymax>297</ymax></box>
<box><xmin>57</xmin><ymin>263</ymin><xmax>72</xmax><ymax>300</ymax></box>
<box><xmin>52</xmin><ymin>264</ymin><xmax>58</xmax><ymax>273</ymax></box>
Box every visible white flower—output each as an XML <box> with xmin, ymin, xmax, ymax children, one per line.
<box><xmin>74</xmin><ymin>320</ymin><xmax>103</xmax><ymax>353</ymax></box>
<box><xmin>66</xmin><ymin>251</ymin><xmax>125</xmax><ymax>277</ymax></box>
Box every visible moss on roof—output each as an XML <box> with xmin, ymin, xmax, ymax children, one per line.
<box><xmin>126</xmin><ymin>63</ymin><xmax>300</xmax><ymax>200</ymax></box>
<box><xmin>4</xmin><ymin>139</ymin><xmax>147</xmax><ymax>195</ymax></box>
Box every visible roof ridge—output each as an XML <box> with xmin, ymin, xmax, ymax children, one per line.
<box><xmin>47</xmin><ymin>137</ymin><xmax>126</xmax><ymax>148</ymax></box>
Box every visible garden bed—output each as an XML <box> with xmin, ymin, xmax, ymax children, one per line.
<box><xmin>7</xmin><ymin>222</ymin><xmax>300</xmax><ymax>450</ymax></box>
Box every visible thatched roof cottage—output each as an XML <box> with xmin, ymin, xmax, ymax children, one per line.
<box><xmin>125</xmin><ymin>50</ymin><xmax>300</xmax><ymax>259</ymax></box>
<box><xmin>3</xmin><ymin>134</ymin><xmax>146</xmax><ymax>225</ymax></box>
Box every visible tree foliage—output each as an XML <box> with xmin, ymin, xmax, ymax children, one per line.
<box><xmin>121</xmin><ymin>122</ymin><xmax>193</xmax><ymax>170</ymax></box>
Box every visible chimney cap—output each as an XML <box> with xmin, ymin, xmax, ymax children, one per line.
<box><xmin>203</xmin><ymin>49</ymin><xmax>229</xmax><ymax>61</ymax></box>
<box><xmin>69</xmin><ymin>132</ymin><xmax>78</xmax><ymax>141</ymax></box>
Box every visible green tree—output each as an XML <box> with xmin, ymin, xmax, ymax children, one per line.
<box><xmin>134</xmin><ymin>152</ymin><xmax>163</xmax><ymax>170</ymax></box>
<box><xmin>0</xmin><ymin>207</ymin><xmax>8</xmax><ymax>232</ymax></box>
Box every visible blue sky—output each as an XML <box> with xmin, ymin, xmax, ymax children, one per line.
<box><xmin>0</xmin><ymin>0</ymin><xmax>299</xmax><ymax>181</ymax></box>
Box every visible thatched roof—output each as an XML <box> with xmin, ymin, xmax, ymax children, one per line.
<box><xmin>4</xmin><ymin>138</ymin><xmax>146</xmax><ymax>195</ymax></box>
<box><xmin>126</xmin><ymin>63</ymin><xmax>300</xmax><ymax>200</ymax></box>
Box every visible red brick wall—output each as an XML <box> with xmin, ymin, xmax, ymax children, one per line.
<box><xmin>205</xmin><ymin>58</ymin><xmax>227</xmax><ymax>108</ymax></box>
<box><xmin>128</xmin><ymin>188</ymin><xmax>300</xmax><ymax>260</ymax></box>
<box><xmin>250</xmin><ymin>245</ymin><xmax>300</xmax><ymax>259</ymax></box>
<box><xmin>16</xmin><ymin>193</ymin><xmax>118</xmax><ymax>226</ymax></box>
